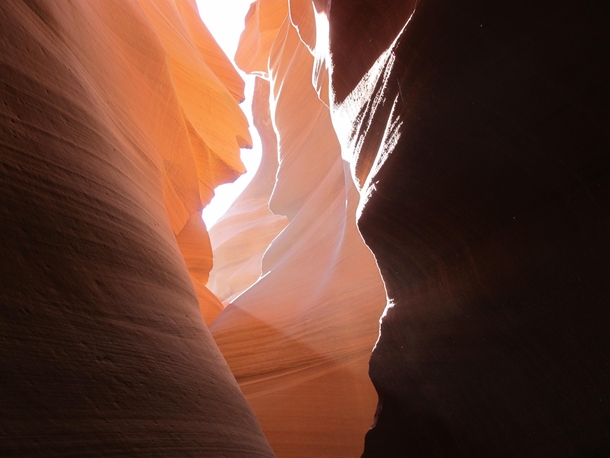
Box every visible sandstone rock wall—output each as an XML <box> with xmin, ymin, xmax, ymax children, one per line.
<box><xmin>4</xmin><ymin>0</ymin><xmax>608</xmax><ymax>456</ymax></box>
<box><xmin>325</xmin><ymin>0</ymin><xmax>610</xmax><ymax>456</ymax></box>
<box><xmin>0</xmin><ymin>1</ymin><xmax>273</xmax><ymax>456</ymax></box>
<box><xmin>208</xmin><ymin>1</ymin><xmax>387</xmax><ymax>456</ymax></box>
<box><xmin>207</xmin><ymin>77</ymin><xmax>289</xmax><ymax>305</ymax></box>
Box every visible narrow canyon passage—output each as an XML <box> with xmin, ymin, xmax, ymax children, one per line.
<box><xmin>1</xmin><ymin>1</ymin><xmax>610</xmax><ymax>457</ymax></box>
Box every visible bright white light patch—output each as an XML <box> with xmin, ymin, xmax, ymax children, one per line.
<box><xmin>196</xmin><ymin>0</ymin><xmax>261</xmax><ymax>228</ymax></box>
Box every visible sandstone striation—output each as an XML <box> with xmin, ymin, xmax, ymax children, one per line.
<box><xmin>208</xmin><ymin>1</ymin><xmax>387</xmax><ymax>456</ymax></box>
<box><xmin>325</xmin><ymin>0</ymin><xmax>610</xmax><ymax>456</ymax></box>
<box><xmin>0</xmin><ymin>0</ymin><xmax>273</xmax><ymax>456</ymax></box>
<box><xmin>4</xmin><ymin>0</ymin><xmax>608</xmax><ymax>456</ymax></box>
<box><xmin>207</xmin><ymin>77</ymin><xmax>289</xmax><ymax>305</ymax></box>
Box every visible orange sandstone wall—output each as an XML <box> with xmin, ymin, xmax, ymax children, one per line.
<box><xmin>0</xmin><ymin>0</ymin><xmax>273</xmax><ymax>456</ymax></box>
<box><xmin>135</xmin><ymin>0</ymin><xmax>252</xmax><ymax>324</ymax></box>
<box><xmin>207</xmin><ymin>77</ymin><xmax>289</xmax><ymax>305</ymax></box>
<box><xmin>209</xmin><ymin>1</ymin><xmax>387</xmax><ymax>457</ymax></box>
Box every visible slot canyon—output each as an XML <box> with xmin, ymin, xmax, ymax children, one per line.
<box><xmin>1</xmin><ymin>0</ymin><xmax>609</xmax><ymax>456</ymax></box>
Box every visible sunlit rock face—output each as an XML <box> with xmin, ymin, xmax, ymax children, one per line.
<box><xmin>209</xmin><ymin>1</ymin><xmax>387</xmax><ymax>456</ymax></box>
<box><xmin>0</xmin><ymin>0</ymin><xmax>274</xmax><ymax>456</ymax></box>
<box><xmin>326</xmin><ymin>0</ymin><xmax>610</xmax><ymax>456</ymax></box>
<box><xmin>207</xmin><ymin>77</ymin><xmax>289</xmax><ymax>305</ymax></box>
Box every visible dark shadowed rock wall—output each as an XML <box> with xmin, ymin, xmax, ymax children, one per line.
<box><xmin>328</xmin><ymin>0</ymin><xmax>610</xmax><ymax>456</ymax></box>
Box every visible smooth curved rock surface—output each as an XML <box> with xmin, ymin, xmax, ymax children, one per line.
<box><xmin>326</xmin><ymin>0</ymin><xmax>610</xmax><ymax>456</ymax></box>
<box><xmin>235</xmin><ymin>0</ymin><xmax>288</xmax><ymax>76</ymax></box>
<box><xmin>207</xmin><ymin>77</ymin><xmax>289</xmax><ymax>305</ymax></box>
<box><xmin>210</xmin><ymin>2</ymin><xmax>387</xmax><ymax>456</ymax></box>
<box><xmin>0</xmin><ymin>0</ymin><xmax>273</xmax><ymax>456</ymax></box>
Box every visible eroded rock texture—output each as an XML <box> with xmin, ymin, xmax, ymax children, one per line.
<box><xmin>209</xmin><ymin>1</ymin><xmax>387</xmax><ymax>456</ymax></box>
<box><xmin>0</xmin><ymin>1</ymin><xmax>274</xmax><ymax>456</ymax></box>
<box><xmin>207</xmin><ymin>77</ymin><xmax>289</xmax><ymax>305</ymax></box>
<box><xmin>325</xmin><ymin>0</ymin><xmax>610</xmax><ymax>456</ymax></box>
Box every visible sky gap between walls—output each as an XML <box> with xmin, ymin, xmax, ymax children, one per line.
<box><xmin>196</xmin><ymin>0</ymin><xmax>262</xmax><ymax>228</ymax></box>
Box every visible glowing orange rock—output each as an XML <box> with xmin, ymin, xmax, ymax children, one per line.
<box><xmin>0</xmin><ymin>0</ymin><xmax>273</xmax><ymax>455</ymax></box>
<box><xmin>209</xmin><ymin>2</ymin><xmax>387</xmax><ymax>456</ymax></box>
<box><xmin>173</xmin><ymin>0</ymin><xmax>247</xmax><ymax>103</ymax></box>
<box><xmin>176</xmin><ymin>212</ymin><xmax>224</xmax><ymax>324</ymax></box>
<box><xmin>133</xmin><ymin>0</ymin><xmax>254</xmax><ymax>322</ymax></box>
<box><xmin>207</xmin><ymin>78</ymin><xmax>289</xmax><ymax>305</ymax></box>
<box><xmin>235</xmin><ymin>0</ymin><xmax>289</xmax><ymax>76</ymax></box>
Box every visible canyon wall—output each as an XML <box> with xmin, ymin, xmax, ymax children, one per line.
<box><xmin>208</xmin><ymin>1</ymin><xmax>387</xmax><ymax>456</ymax></box>
<box><xmin>0</xmin><ymin>0</ymin><xmax>274</xmax><ymax>456</ymax></box>
<box><xmin>324</xmin><ymin>0</ymin><xmax>610</xmax><ymax>456</ymax></box>
<box><xmin>3</xmin><ymin>0</ymin><xmax>609</xmax><ymax>456</ymax></box>
<box><xmin>207</xmin><ymin>77</ymin><xmax>289</xmax><ymax>305</ymax></box>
